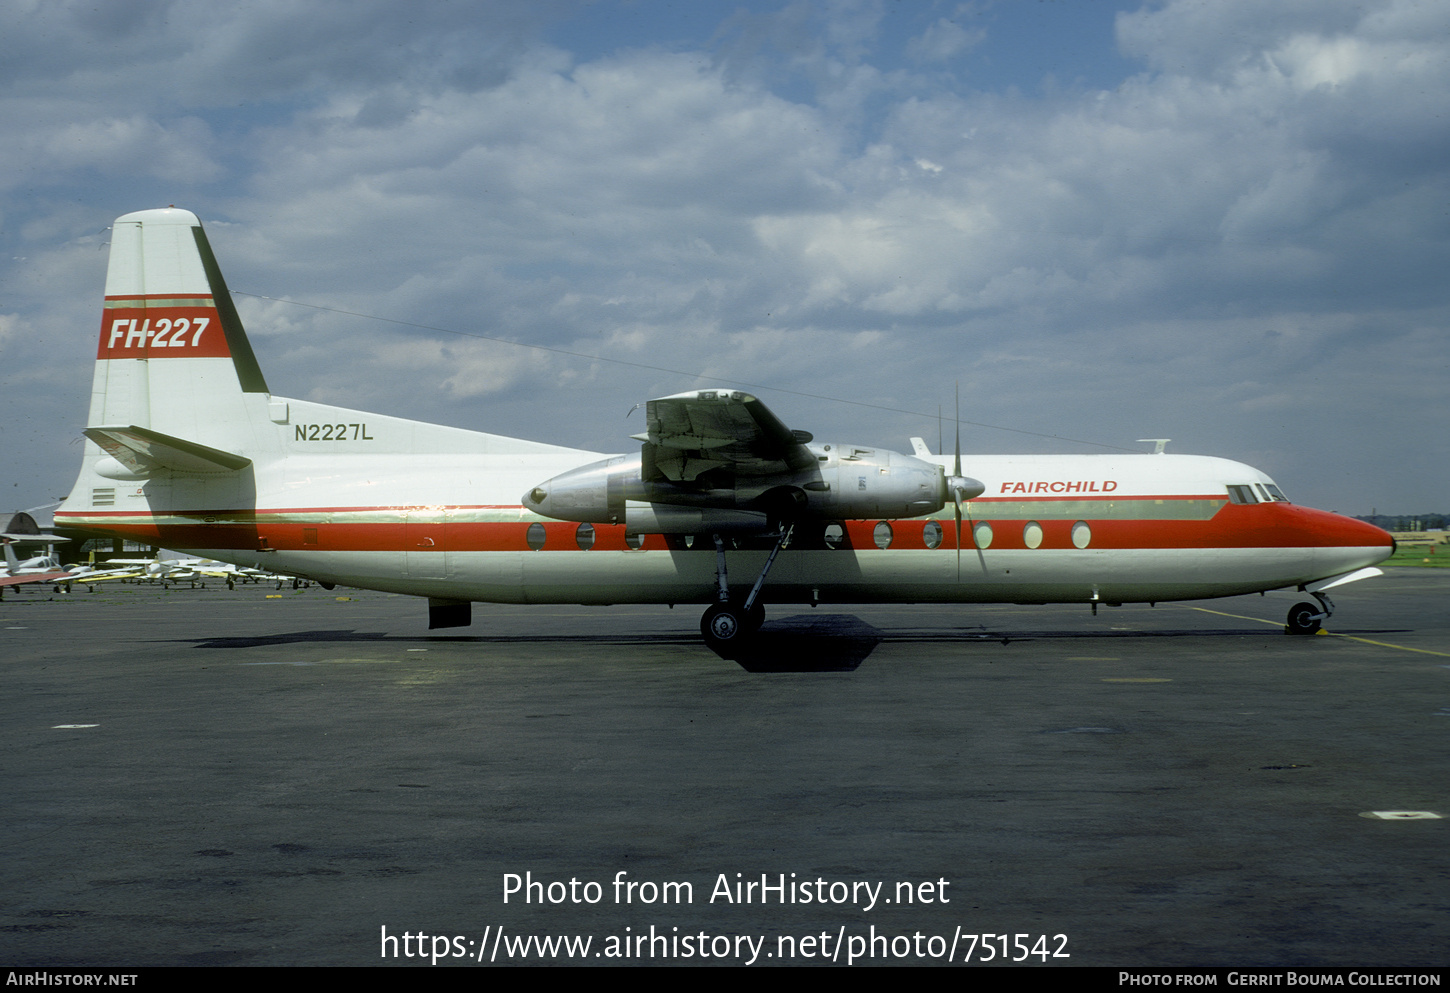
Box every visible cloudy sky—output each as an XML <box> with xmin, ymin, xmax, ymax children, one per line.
<box><xmin>2</xmin><ymin>0</ymin><xmax>1446</xmax><ymax>518</ymax></box>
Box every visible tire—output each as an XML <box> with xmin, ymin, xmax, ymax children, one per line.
<box><xmin>701</xmin><ymin>602</ymin><xmax>747</xmax><ymax>652</ymax></box>
<box><xmin>1286</xmin><ymin>601</ymin><xmax>1322</xmax><ymax>635</ymax></box>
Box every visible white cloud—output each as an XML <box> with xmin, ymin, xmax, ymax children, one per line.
<box><xmin>907</xmin><ymin>9</ymin><xmax>987</xmax><ymax>64</ymax></box>
<box><xmin>0</xmin><ymin>0</ymin><xmax>1446</xmax><ymax>514</ymax></box>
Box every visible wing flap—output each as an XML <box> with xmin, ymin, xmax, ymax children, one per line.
<box><xmin>641</xmin><ymin>391</ymin><xmax>815</xmax><ymax>483</ymax></box>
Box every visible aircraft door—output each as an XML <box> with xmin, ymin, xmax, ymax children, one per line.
<box><xmin>404</xmin><ymin>509</ymin><xmax>452</xmax><ymax>580</ymax></box>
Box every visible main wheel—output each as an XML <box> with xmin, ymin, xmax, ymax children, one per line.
<box><xmin>702</xmin><ymin>598</ymin><xmax>766</xmax><ymax>650</ymax></box>
<box><xmin>1286</xmin><ymin>601</ymin><xmax>1322</xmax><ymax>635</ymax></box>
<box><xmin>701</xmin><ymin>602</ymin><xmax>747</xmax><ymax>652</ymax></box>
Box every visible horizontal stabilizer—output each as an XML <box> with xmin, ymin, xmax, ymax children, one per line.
<box><xmin>83</xmin><ymin>425</ymin><xmax>252</xmax><ymax>474</ymax></box>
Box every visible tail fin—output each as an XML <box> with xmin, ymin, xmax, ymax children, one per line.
<box><xmin>66</xmin><ymin>207</ymin><xmax>587</xmax><ymax>522</ymax></box>
<box><xmin>89</xmin><ymin>207</ymin><xmax>268</xmax><ymax>433</ymax></box>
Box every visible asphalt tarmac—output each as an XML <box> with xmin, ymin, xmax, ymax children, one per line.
<box><xmin>2</xmin><ymin>570</ymin><xmax>1447</xmax><ymax>968</ymax></box>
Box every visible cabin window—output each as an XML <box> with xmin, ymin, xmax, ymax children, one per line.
<box><xmin>873</xmin><ymin>521</ymin><xmax>893</xmax><ymax>550</ymax></box>
<box><xmin>923</xmin><ymin>519</ymin><xmax>943</xmax><ymax>550</ymax></box>
<box><xmin>1071</xmin><ymin>521</ymin><xmax>1091</xmax><ymax>549</ymax></box>
<box><xmin>303</xmin><ymin>528</ymin><xmax>318</xmax><ymax>546</ymax></box>
<box><xmin>625</xmin><ymin>532</ymin><xmax>644</xmax><ymax>550</ymax></box>
<box><xmin>1023</xmin><ymin>521</ymin><xmax>1044</xmax><ymax>549</ymax></box>
<box><xmin>1226</xmin><ymin>485</ymin><xmax>1259</xmax><ymax>504</ymax></box>
<box><xmin>575</xmin><ymin>523</ymin><xmax>595</xmax><ymax>550</ymax></box>
<box><xmin>823</xmin><ymin>523</ymin><xmax>846</xmax><ymax>549</ymax></box>
<box><xmin>527</xmin><ymin>522</ymin><xmax>546</xmax><ymax>550</ymax></box>
<box><xmin>973</xmin><ymin>521</ymin><xmax>993</xmax><ymax>549</ymax></box>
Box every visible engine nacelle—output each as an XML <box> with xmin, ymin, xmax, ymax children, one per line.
<box><xmin>522</xmin><ymin>443</ymin><xmax>970</xmax><ymax>533</ymax></box>
<box><xmin>807</xmin><ymin>445</ymin><xmax>947</xmax><ymax>520</ymax></box>
<box><xmin>622</xmin><ymin>503</ymin><xmax>768</xmax><ymax>535</ymax></box>
<box><xmin>523</xmin><ymin>456</ymin><xmax>629</xmax><ymax>524</ymax></box>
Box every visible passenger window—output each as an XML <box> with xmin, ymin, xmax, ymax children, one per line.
<box><xmin>873</xmin><ymin>521</ymin><xmax>893</xmax><ymax>550</ymax></box>
<box><xmin>973</xmin><ymin>521</ymin><xmax>993</xmax><ymax>549</ymax></box>
<box><xmin>575</xmin><ymin>523</ymin><xmax>595</xmax><ymax>550</ymax></box>
<box><xmin>527</xmin><ymin>522</ymin><xmax>546</xmax><ymax>550</ymax></box>
<box><xmin>1023</xmin><ymin>521</ymin><xmax>1044</xmax><ymax>549</ymax></box>
<box><xmin>823</xmin><ymin>523</ymin><xmax>846</xmax><ymax>549</ymax></box>
<box><xmin>923</xmin><ymin>520</ymin><xmax>943</xmax><ymax>550</ymax></box>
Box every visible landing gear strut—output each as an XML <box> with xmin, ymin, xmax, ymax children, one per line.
<box><xmin>1285</xmin><ymin>590</ymin><xmax>1334</xmax><ymax>636</ymax></box>
<box><xmin>700</xmin><ymin>524</ymin><xmax>793</xmax><ymax>654</ymax></box>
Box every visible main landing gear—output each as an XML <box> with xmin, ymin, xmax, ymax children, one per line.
<box><xmin>1285</xmin><ymin>590</ymin><xmax>1334</xmax><ymax>636</ymax></box>
<box><xmin>700</xmin><ymin>524</ymin><xmax>794</xmax><ymax>654</ymax></box>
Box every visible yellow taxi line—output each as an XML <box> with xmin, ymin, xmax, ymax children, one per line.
<box><xmin>1188</xmin><ymin>606</ymin><xmax>1450</xmax><ymax>658</ymax></box>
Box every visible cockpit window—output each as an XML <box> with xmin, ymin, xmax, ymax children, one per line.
<box><xmin>1226</xmin><ymin>485</ymin><xmax>1259</xmax><ymax>504</ymax></box>
<box><xmin>1263</xmin><ymin>483</ymin><xmax>1289</xmax><ymax>502</ymax></box>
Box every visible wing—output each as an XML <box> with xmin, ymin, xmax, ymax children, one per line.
<box><xmin>634</xmin><ymin>390</ymin><xmax>816</xmax><ymax>483</ymax></box>
<box><xmin>0</xmin><ymin>571</ymin><xmax>74</xmax><ymax>587</ymax></box>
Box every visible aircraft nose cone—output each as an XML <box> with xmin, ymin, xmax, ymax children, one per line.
<box><xmin>1283</xmin><ymin>506</ymin><xmax>1396</xmax><ymax>572</ymax></box>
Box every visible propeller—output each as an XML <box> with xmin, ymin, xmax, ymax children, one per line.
<box><xmin>942</xmin><ymin>384</ymin><xmax>985</xmax><ymax>579</ymax></box>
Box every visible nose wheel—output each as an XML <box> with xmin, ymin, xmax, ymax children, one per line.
<box><xmin>1285</xmin><ymin>590</ymin><xmax>1333</xmax><ymax>636</ymax></box>
<box><xmin>1285</xmin><ymin>602</ymin><xmax>1322</xmax><ymax>635</ymax></box>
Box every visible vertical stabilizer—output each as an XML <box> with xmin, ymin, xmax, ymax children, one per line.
<box><xmin>89</xmin><ymin>207</ymin><xmax>268</xmax><ymax>439</ymax></box>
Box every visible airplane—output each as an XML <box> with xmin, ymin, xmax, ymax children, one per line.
<box><xmin>62</xmin><ymin>552</ymin><xmax>192</xmax><ymax>589</ymax></box>
<box><xmin>52</xmin><ymin>207</ymin><xmax>1395</xmax><ymax>654</ymax></box>
<box><xmin>55</xmin><ymin>552</ymin><xmax>303</xmax><ymax>592</ymax></box>
<box><xmin>1</xmin><ymin>511</ymin><xmax>75</xmax><ymax>595</ymax></box>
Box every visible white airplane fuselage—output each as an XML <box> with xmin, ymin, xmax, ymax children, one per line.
<box><xmin>54</xmin><ymin>208</ymin><xmax>1395</xmax><ymax>643</ymax></box>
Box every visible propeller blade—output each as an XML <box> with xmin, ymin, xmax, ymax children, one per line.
<box><xmin>955</xmin><ymin>491</ymin><xmax>962</xmax><ymax>580</ymax></box>
<box><xmin>954</xmin><ymin>383</ymin><xmax>962</xmax><ymax>479</ymax></box>
<box><xmin>955</xmin><ymin>383</ymin><xmax>961</xmax><ymax>579</ymax></box>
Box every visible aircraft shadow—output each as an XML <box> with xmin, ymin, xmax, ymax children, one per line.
<box><xmin>170</xmin><ymin>623</ymin><xmax>1414</xmax><ymax>662</ymax></box>
<box><xmin>716</xmin><ymin>614</ymin><xmax>883</xmax><ymax>672</ymax></box>
<box><xmin>181</xmin><ymin>629</ymin><xmax>391</xmax><ymax>649</ymax></box>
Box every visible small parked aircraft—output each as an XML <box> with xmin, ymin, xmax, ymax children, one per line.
<box><xmin>1</xmin><ymin>511</ymin><xmax>74</xmax><ymax>595</ymax></box>
<box><xmin>53</xmin><ymin>208</ymin><xmax>1394</xmax><ymax>653</ymax></box>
